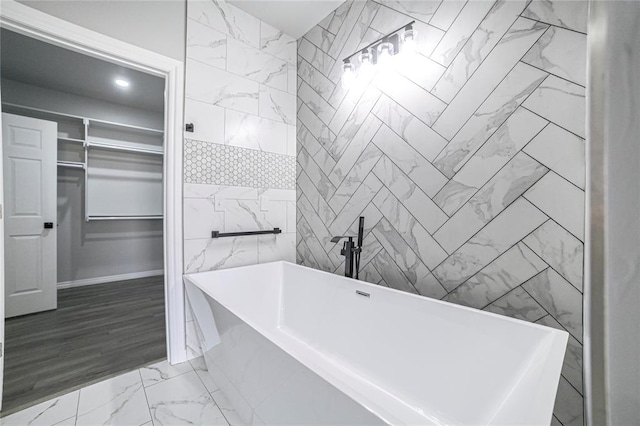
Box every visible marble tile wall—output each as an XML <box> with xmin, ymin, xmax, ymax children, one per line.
<box><xmin>296</xmin><ymin>1</ymin><xmax>587</xmax><ymax>424</ymax></box>
<box><xmin>183</xmin><ymin>0</ymin><xmax>297</xmax><ymax>358</ymax></box>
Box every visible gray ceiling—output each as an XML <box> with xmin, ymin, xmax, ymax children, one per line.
<box><xmin>228</xmin><ymin>0</ymin><xmax>346</xmax><ymax>39</ymax></box>
<box><xmin>0</xmin><ymin>29</ymin><xmax>165</xmax><ymax>113</ymax></box>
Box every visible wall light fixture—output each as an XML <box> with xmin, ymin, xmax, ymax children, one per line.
<box><xmin>341</xmin><ymin>21</ymin><xmax>416</xmax><ymax>90</ymax></box>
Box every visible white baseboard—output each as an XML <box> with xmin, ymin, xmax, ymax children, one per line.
<box><xmin>57</xmin><ymin>269</ymin><xmax>164</xmax><ymax>289</ymax></box>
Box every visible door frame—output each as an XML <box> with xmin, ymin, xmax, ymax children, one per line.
<box><xmin>0</xmin><ymin>0</ymin><xmax>187</xmax><ymax>366</ymax></box>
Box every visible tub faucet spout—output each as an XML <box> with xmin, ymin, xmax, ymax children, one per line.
<box><xmin>330</xmin><ymin>216</ymin><xmax>365</xmax><ymax>279</ymax></box>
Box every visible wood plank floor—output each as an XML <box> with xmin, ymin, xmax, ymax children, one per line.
<box><xmin>2</xmin><ymin>276</ymin><xmax>166</xmax><ymax>415</ymax></box>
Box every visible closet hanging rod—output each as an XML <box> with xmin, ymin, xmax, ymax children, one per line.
<box><xmin>58</xmin><ymin>136</ymin><xmax>85</xmax><ymax>144</ymax></box>
<box><xmin>87</xmin><ymin>215</ymin><xmax>164</xmax><ymax>221</ymax></box>
<box><xmin>86</xmin><ymin>141</ymin><xmax>164</xmax><ymax>155</ymax></box>
<box><xmin>211</xmin><ymin>228</ymin><xmax>282</xmax><ymax>238</ymax></box>
<box><xmin>57</xmin><ymin>161</ymin><xmax>85</xmax><ymax>169</ymax></box>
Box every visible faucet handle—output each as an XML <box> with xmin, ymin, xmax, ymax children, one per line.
<box><xmin>330</xmin><ymin>235</ymin><xmax>356</xmax><ymax>243</ymax></box>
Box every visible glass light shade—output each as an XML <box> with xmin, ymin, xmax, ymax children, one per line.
<box><xmin>360</xmin><ymin>49</ymin><xmax>372</xmax><ymax>66</ymax></box>
<box><xmin>342</xmin><ymin>60</ymin><xmax>355</xmax><ymax>89</ymax></box>
<box><xmin>402</xmin><ymin>27</ymin><xmax>417</xmax><ymax>54</ymax></box>
<box><xmin>359</xmin><ymin>49</ymin><xmax>374</xmax><ymax>77</ymax></box>
<box><xmin>377</xmin><ymin>41</ymin><xmax>394</xmax><ymax>67</ymax></box>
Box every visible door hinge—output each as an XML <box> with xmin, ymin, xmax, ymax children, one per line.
<box><xmin>0</xmin><ymin>342</ymin><xmax>3</xmax><ymax>358</ymax></box>
<box><xmin>0</xmin><ymin>204</ymin><xmax>3</xmax><ymax>219</ymax></box>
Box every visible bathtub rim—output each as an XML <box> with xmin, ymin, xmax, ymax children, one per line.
<box><xmin>187</xmin><ymin>261</ymin><xmax>570</xmax><ymax>335</ymax></box>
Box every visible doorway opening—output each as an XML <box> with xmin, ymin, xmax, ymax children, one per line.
<box><xmin>1</xmin><ymin>28</ymin><xmax>168</xmax><ymax>414</ymax></box>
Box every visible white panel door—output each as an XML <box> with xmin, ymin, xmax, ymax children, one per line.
<box><xmin>2</xmin><ymin>113</ymin><xmax>57</xmax><ymax>318</ymax></box>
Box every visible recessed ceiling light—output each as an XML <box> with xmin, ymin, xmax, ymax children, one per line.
<box><xmin>115</xmin><ymin>79</ymin><xmax>130</xmax><ymax>88</ymax></box>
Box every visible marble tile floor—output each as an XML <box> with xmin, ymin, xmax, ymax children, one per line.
<box><xmin>0</xmin><ymin>358</ymin><xmax>239</xmax><ymax>426</ymax></box>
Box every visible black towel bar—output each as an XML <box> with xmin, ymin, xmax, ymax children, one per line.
<box><xmin>211</xmin><ymin>228</ymin><xmax>282</xmax><ymax>238</ymax></box>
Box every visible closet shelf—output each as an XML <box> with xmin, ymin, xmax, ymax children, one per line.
<box><xmin>57</xmin><ymin>161</ymin><xmax>85</xmax><ymax>169</ymax></box>
<box><xmin>2</xmin><ymin>102</ymin><xmax>164</xmax><ymax>134</ymax></box>
<box><xmin>88</xmin><ymin>119</ymin><xmax>164</xmax><ymax>135</ymax></box>
<box><xmin>86</xmin><ymin>141</ymin><xmax>164</xmax><ymax>155</ymax></box>
<box><xmin>87</xmin><ymin>215</ymin><xmax>163</xmax><ymax>221</ymax></box>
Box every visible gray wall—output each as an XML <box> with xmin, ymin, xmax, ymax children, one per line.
<box><xmin>586</xmin><ymin>1</ymin><xmax>640</xmax><ymax>425</ymax></box>
<box><xmin>56</xmin><ymin>171</ymin><xmax>164</xmax><ymax>284</ymax></box>
<box><xmin>295</xmin><ymin>0</ymin><xmax>587</xmax><ymax>424</ymax></box>
<box><xmin>2</xmin><ymin>80</ymin><xmax>165</xmax><ymax>284</ymax></box>
<box><xmin>16</xmin><ymin>0</ymin><xmax>187</xmax><ymax>61</ymax></box>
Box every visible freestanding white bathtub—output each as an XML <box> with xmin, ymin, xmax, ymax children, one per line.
<box><xmin>184</xmin><ymin>261</ymin><xmax>567</xmax><ymax>425</ymax></box>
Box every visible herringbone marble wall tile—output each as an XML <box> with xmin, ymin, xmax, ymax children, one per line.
<box><xmin>296</xmin><ymin>1</ymin><xmax>587</xmax><ymax>424</ymax></box>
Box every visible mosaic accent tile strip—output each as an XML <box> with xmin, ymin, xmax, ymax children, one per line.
<box><xmin>185</xmin><ymin>139</ymin><xmax>295</xmax><ymax>189</ymax></box>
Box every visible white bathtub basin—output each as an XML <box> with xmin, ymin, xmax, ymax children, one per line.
<box><xmin>185</xmin><ymin>261</ymin><xmax>567</xmax><ymax>425</ymax></box>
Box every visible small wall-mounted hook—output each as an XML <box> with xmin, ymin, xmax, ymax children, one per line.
<box><xmin>185</xmin><ymin>123</ymin><xmax>194</xmax><ymax>132</ymax></box>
